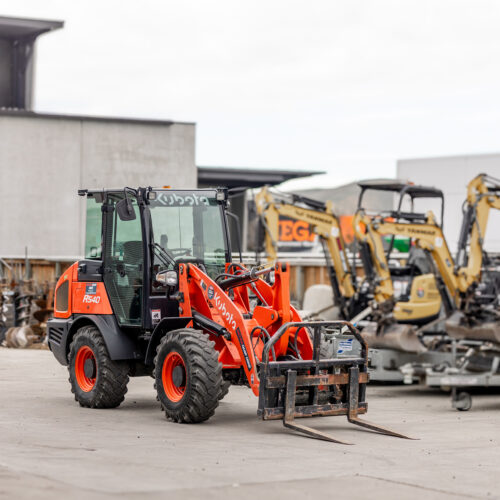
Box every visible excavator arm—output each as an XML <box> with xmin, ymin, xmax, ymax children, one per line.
<box><xmin>353</xmin><ymin>210</ymin><xmax>394</xmax><ymax>303</ymax></box>
<box><xmin>255</xmin><ymin>186</ymin><xmax>356</xmax><ymax>305</ymax></box>
<box><xmin>455</xmin><ymin>174</ymin><xmax>500</xmax><ymax>291</ymax></box>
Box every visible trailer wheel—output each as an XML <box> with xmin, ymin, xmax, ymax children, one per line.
<box><xmin>154</xmin><ymin>329</ymin><xmax>223</xmax><ymax>423</ymax></box>
<box><xmin>453</xmin><ymin>391</ymin><xmax>472</xmax><ymax>412</ymax></box>
<box><xmin>68</xmin><ymin>325</ymin><xmax>129</xmax><ymax>408</ymax></box>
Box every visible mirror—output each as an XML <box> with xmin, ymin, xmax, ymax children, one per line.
<box><xmin>116</xmin><ymin>198</ymin><xmax>136</xmax><ymax>221</ymax></box>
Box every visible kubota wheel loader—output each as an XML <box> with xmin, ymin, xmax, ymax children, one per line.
<box><xmin>47</xmin><ymin>187</ymin><xmax>409</xmax><ymax>443</ymax></box>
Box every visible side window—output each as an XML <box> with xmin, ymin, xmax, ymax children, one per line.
<box><xmin>113</xmin><ymin>202</ymin><xmax>143</xmax><ymax>260</ymax></box>
<box><xmin>202</xmin><ymin>206</ymin><xmax>227</xmax><ymax>277</ymax></box>
<box><xmin>85</xmin><ymin>197</ymin><xmax>103</xmax><ymax>259</ymax></box>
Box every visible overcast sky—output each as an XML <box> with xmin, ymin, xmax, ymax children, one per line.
<box><xmin>4</xmin><ymin>1</ymin><xmax>500</xmax><ymax>189</ymax></box>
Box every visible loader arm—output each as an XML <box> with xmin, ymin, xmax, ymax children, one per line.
<box><xmin>255</xmin><ymin>186</ymin><xmax>356</xmax><ymax>301</ymax></box>
<box><xmin>176</xmin><ymin>261</ymin><xmax>313</xmax><ymax>396</ymax></box>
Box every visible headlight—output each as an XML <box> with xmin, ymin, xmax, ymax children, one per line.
<box><xmin>156</xmin><ymin>270</ymin><xmax>178</xmax><ymax>286</ymax></box>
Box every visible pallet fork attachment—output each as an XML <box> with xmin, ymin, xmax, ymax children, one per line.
<box><xmin>258</xmin><ymin>321</ymin><xmax>414</xmax><ymax>444</ymax></box>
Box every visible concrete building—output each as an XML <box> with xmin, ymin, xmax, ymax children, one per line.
<box><xmin>397</xmin><ymin>154</ymin><xmax>500</xmax><ymax>252</ymax></box>
<box><xmin>0</xmin><ymin>110</ymin><xmax>196</xmax><ymax>261</ymax></box>
<box><xmin>0</xmin><ymin>15</ymin><xmax>197</xmax><ymax>265</ymax></box>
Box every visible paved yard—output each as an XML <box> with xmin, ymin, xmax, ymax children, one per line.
<box><xmin>0</xmin><ymin>348</ymin><xmax>499</xmax><ymax>499</ymax></box>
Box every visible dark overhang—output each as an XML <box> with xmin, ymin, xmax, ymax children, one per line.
<box><xmin>0</xmin><ymin>109</ymin><xmax>187</xmax><ymax>127</ymax></box>
<box><xmin>198</xmin><ymin>166</ymin><xmax>323</xmax><ymax>189</ymax></box>
<box><xmin>0</xmin><ymin>15</ymin><xmax>63</xmax><ymax>40</ymax></box>
<box><xmin>0</xmin><ymin>16</ymin><xmax>63</xmax><ymax>110</ymax></box>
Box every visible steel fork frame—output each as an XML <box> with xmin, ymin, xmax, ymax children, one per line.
<box><xmin>259</xmin><ymin>321</ymin><xmax>414</xmax><ymax>443</ymax></box>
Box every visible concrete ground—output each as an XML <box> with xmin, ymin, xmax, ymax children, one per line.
<box><xmin>0</xmin><ymin>348</ymin><xmax>499</xmax><ymax>500</ymax></box>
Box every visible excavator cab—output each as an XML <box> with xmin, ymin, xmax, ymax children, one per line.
<box><xmin>355</xmin><ymin>181</ymin><xmax>444</xmax><ymax>324</ymax></box>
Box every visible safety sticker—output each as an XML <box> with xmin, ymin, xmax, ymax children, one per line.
<box><xmin>151</xmin><ymin>309</ymin><xmax>161</xmax><ymax>322</ymax></box>
<box><xmin>337</xmin><ymin>338</ymin><xmax>353</xmax><ymax>354</ymax></box>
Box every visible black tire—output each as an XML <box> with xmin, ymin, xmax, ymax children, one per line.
<box><xmin>453</xmin><ymin>391</ymin><xmax>472</xmax><ymax>412</ymax></box>
<box><xmin>0</xmin><ymin>321</ymin><xmax>6</xmax><ymax>344</ymax></box>
<box><xmin>218</xmin><ymin>379</ymin><xmax>231</xmax><ymax>401</ymax></box>
<box><xmin>68</xmin><ymin>325</ymin><xmax>129</xmax><ymax>408</ymax></box>
<box><xmin>154</xmin><ymin>329</ymin><xmax>223</xmax><ymax>423</ymax></box>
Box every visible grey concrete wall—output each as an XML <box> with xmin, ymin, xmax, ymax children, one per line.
<box><xmin>0</xmin><ymin>114</ymin><xmax>196</xmax><ymax>259</ymax></box>
<box><xmin>397</xmin><ymin>155</ymin><xmax>500</xmax><ymax>252</ymax></box>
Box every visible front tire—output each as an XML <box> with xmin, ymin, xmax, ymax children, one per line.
<box><xmin>68</xmin><ymin>325</ymin><xmax>129</xmax><ymax>408</ymax></box>
<box><xmin>154</xmin><ymin>329</ymin><xmax>223</xmax><ymax>423</ymax></box>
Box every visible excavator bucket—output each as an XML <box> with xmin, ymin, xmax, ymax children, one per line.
<box><xmin>361</xmin><ymin>322</ymin><xmax>427</xmax><ymax>354</ymax></box>
<box><xmin>257</xmin><ymin>321</ymin><xmax>413</xmax><ymax>444</ymax></box>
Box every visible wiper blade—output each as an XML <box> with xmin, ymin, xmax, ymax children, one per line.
<box><xmin>153</xmin><ymin>243</ymin><xmax>175</xmax><ymax>266</ymax></box>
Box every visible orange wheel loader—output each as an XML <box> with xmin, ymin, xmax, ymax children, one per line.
<box><xmin>47</xmin><ymin>187</ymin><xmax>410</xmax><ymax>443</ymax></box>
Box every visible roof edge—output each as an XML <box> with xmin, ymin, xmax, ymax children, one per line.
<box><xmin>0</xmin><ymin>109</ymin><xmax>195</xmax><ymax>127</ymax></box>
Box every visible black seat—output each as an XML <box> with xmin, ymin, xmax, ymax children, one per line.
<box><xmin>389</xmin><ymin>266</ymin><xmax>413</xmax><ymax>277</ymax></box>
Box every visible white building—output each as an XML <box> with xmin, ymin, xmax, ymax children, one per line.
<box><xmin>397</xmin><ymin>154</ymin><xmax>500</xmax><ymax>252</ymax></box>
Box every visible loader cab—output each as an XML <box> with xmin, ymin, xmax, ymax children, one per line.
<box><xmin>81</xmin><ymin>187</ymin><xmax>232</xmax><ymax>331</ymax></box>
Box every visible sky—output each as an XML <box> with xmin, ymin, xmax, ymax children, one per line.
<box><xmin>3</xmin><ymin>1</ymin><xmax>500</xmax><ymax>189</ymax></box>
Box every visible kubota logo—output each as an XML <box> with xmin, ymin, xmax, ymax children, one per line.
<box><xmin>212</xmin><ymin>292</ymin><xmax>237</xmax><ymax>331</ymax></box>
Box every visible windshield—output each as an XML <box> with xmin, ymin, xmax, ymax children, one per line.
<box><xmin>149</xmin><ymin>191</ymin><xmax>228</xmax><ymax>280</ymax></box>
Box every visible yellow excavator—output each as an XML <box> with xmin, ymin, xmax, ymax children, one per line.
<box><xmin>357</xmin><ymin>174</ymin><xmax>500</xmax><ymax>408</ymax></box>
<box><xmin>254</xmin><ymin>186</ymin><xmax>367</xmax><ymax>321</ymax></box>
<box><xmin>354</xmin><ymin>182</ymin><xmax>445</xmax><ymax>326</ymax></box>
<box><xmin>354</xmin><ymin>197</ymin><xmax>452</xmax><ymax>344</ymax></box>
<box><xmin>429</xmin><ymin>174</ymin><xmax>500</xmax><ymax>410</ymax></box>
<box><xmin>351</xmin><ymin>181</ymin><xmax>453</xmax><ymax>380</ymax></box>
<box><xmin>446</xmin><ymin>174</ymin><xmax>500</xmax><ymax>339</ymax></box>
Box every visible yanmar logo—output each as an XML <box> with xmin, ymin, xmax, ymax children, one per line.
<box><xmin>212</xmin><ymin>292</ymin><xmax>237</xmax><ymax>331</ymax></box>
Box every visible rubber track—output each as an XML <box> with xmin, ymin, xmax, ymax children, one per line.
<box><xmin>154</xmin><ymin>329</ymin><xmax>223</xmax><ymax>423</ymax></box>
<box><xmin>68</xmin><ymin>325</ymin><xmax>129</xmax><ymax>409</ymax></box>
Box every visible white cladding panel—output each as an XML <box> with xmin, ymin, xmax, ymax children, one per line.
<box><xmin>397</xmin><ymin>155</ymin><xmax>500</xmax><ymax>253</ymax></box>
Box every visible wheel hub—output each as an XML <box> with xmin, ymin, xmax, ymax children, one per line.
<box><xmin>84</xmin><ymin>358</ymin><xmax>97</xmax><ymax>379</ymax></box>
<box><xmin>74</xmin><ymin>345</ymin><xmax>97</xmax><ymax>392</ymax></box>
<box><xmin>162</xmin><ymin>351</ymin><xmax>186</xmax><ymax>402</ymax></box>
<box><xmin>172</xmin><ymin>365</ymin><xmax>186</xmax><ymax>387</ymax></box>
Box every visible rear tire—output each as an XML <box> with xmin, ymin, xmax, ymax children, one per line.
<box><xmin>154</xmin><ymin>329</ymin><xmax>223</xmax><ymax>423</ymax></box>
<box><xmin>68</xmin><ymin>325</ymin><xmax>129</xmax><ymax>408</ymax></box>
